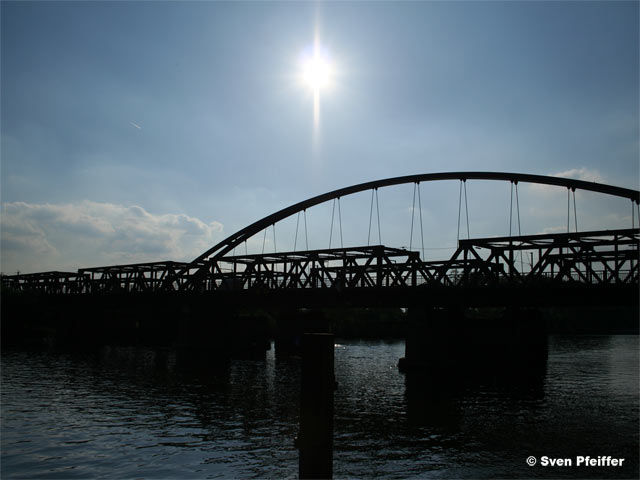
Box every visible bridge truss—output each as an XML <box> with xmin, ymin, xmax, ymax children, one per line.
<box><xmin>2</xmin><ymin>172</ymin><xmax>638</xmax><ymax>305</ymax></box>
<box><xmin>3</xmin><ymin>228</ymin><xmax>637</xmax><ymax>297</ymax></box>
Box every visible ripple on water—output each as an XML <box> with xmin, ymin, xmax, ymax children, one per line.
<box><xmin>1</xmin><ymin>337</ymin><xmax>638</xmax><ymax>478</ymax></box>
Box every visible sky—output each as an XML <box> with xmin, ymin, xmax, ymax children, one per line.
<box><xmin>1</xmin><ymin>1</ymin><xmax>638</xmax><ymax>274</ymax></box>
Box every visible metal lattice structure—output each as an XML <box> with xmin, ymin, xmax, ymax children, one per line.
<box><xmin>0</xmin><ymin>271</ymin><xmax>88</xmax><ymax>295</ymax></box>
<box><xmin>2</xmin><ymin>229</ymin><xmax>637</xmax><ymax>295</ymax></box>
<box><xmin>78</xmin><ymin>261</ymin><xmax>190</xmax><ymax>293</ymax></box>
<box><xmin>2</xmin><ymin>172</ymin><xmax>638</xmax><ymax>303</ymax></box>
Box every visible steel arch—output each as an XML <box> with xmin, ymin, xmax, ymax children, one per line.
<box><xmin>191</xmin><ymin>171</ymin><xmax>640</xmax><ymax>265</ymax></box>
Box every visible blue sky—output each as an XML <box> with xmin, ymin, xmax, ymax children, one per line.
<box><xmin>2</xmin><ymin>1</ymin><xmax>638</xmax><ymax>273</ymax></box>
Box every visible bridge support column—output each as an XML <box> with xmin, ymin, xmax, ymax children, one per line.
<box><xmin>274</xmin><ymin>309</ymin><xmax>331</xmax><ymax>357</ymax></box>
<box><xmin>176</xmin><ymin>301</ymin><xmax>270</xmax><ymax>362</ymax></box>
<box><xmin>297</xmin><ymin>333</ymin><xmax>334</xmax><ymax>479</ymax></box>
<box><xmin>398</xmin><ymin>306</ymin><xmax>547</xmax><ymax>376</ymax></box>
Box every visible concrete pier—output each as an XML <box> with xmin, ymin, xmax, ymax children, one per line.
<box><xmin>274</xmin><ymin>309</ymin><xmax>331</xmax><ymax>357</ymax></box>
<box><xmin>297</xmin><ymin>333</ymin><xmax>335</xmax><ymax>479</ymax></box>
<box><xmin>398</xmin><ymin>307</ymin><xmax>548</xmax><ymax>375</ymax></box>
<box><xmin>1</xmin><ymin>292</ymin><xmax>271</xmax><ymax>359</ymax></box>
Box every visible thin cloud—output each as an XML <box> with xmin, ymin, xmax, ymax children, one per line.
<box><xmin>522</xmin><ymin>168</ymin><xmax>634</xmax><ymax>234</ymax></box>
<box><xmin>527</xmin><ymin>167</ymin><xmax>606</xmax><ymax>196</ymax></box>
<box><xmin>551</xmin><ymin>167</ymin><xmax>605</xmax><ymax>184</ymax></box>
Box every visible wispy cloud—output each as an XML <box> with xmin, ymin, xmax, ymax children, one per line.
<box><xmin>522</xmin><ymin>167</ymin><xmax>635</xmax><ymax>234</ymax></box>
<box><xmin>527</xmin><ymin>167</ymin><xmax>607</xmax><ymax>196</ymax></box>
<box><xmin>551</xmin><ymin>167</ymin><xmax>605</xmax><ymax>184</ymax></box>
<box><xmin>0</xmin><ymin>201</ymin><xmax>224</xmax><ymax>273</ymax></box>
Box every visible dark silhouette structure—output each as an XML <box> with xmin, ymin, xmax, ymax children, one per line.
<box><xmin>2</xmin><ymin>172</ymin><xmax>638</xmax><ymax>479</ymax></box>
<box><xmin>297</xmin><ymin>333</ymin><xmax>335</xmax><ymax>479</ymax></box>
<box><xmin>2</xmin><ymin>172</ymin><xmax>638</xmax><ymax>308</ymax></box>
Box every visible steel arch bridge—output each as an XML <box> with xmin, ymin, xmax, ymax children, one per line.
<box><xmin>3</xmin><ymin>172</ymin><xmax>639</xmax><ymax>306</ymax></box>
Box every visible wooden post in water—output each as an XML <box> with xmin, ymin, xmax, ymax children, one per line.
<box><xmin>298</xmin><ymin>333</ymin><xmax>334</xmax><ymax>479</ymax></box>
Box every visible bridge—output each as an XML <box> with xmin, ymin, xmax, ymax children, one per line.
<box><xmin>2</xmin><ymin>172</ymin><xmax>639</xmax><ymax>308</ymax></box>
<box><xmin>4</xmin><ymin>171</ymin><xmax>637</xmax><ymax>480</ymax></box>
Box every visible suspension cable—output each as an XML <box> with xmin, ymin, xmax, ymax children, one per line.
<box><xmin>410</xmin><ymin>183</ymin><xmax>417</xmax><ymax>250</ymax></box>
<box><xmin>509</xmin><ymin>181</ymin><xmax>514</xmax><ymax>237</ymax></box>
<box><xmin>262</xmin><ymin>228</ymin><xmax>267</xmax><ymax>254</ymax></box>
<box><xmin>368</xmin><ymin>189</ymin><xmax>374</xmax><ymax>246</ymax></box>
<box><xmin>272</xmin><ymin>223</ymin><xmax>277</xmax><ymax>252</ymax></box>
<box><xmin>572</xmin><ymin>189</ymin><xmax>578</xmax><ymax>233</ymax></box>
<box><xmin>635</xmin><ymin>202</ymin><xmax>640</xmax><ymax>252</ymax></box>
<box><xmin>515</xmin><ymin>181</ymin><xmax>523</xmax><ymax>272</ymax></box>
<box><xmin>567</xmin><ymin>187</ymin><xmax>571</xmax><ymax>233</ymax></box>
<box><xmin>464</xmin><ymin>180</ymin><xmax>470</xmax><ymax>239</ymax></box>
<box><xmin>376</xmin><ymin>188</ymin><xmax>382</xmax><ymax>245</ymax></box>
<box><xmin>271</xmin><ymin>224</ymin><xmax>277</xmax><ymax>273</ymax></box>
<box><xmin>338</xmin><ymin>197</ymin><xmax>343</xmax><ymax>248</ymax></box>
<box><xmin>294</xmin><ymin>211</ymin><xmax>300</xmax><ymax>251</ymax></box>
<box><xmin>457</xmin><ymin>180</ymin><xmax>463</xmax><ymax>246</ymax></box>
<box><xmin>508</xmin><ymin>181</ymin><xmax>524</xmax><ymax>271</ymax></box>
<box><xmin>516</xmin><ymin>181</ymin><xmax>522</xmax><ymax>236</ymax></box>
<box><xmin>329</xmin><ymin>198</ymin><xmax>336</xmax><ymax>248</ymax></box>
<box><xmin>304</xmin><ymin>209</ymin><xmax>309</xmax><ymax>250</ymax></box>
<box><xmin>418</xmin><ymin>182</ymin><xmax>425</xmax><ymax>259</ymax></box>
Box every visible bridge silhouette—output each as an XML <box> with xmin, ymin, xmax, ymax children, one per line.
<box><xmin>2</xmin><ymin>172</ymin><xmax>639</xmax><ymax>307</ymax></box>
<box><xmin>4</xmin><ymin>171</ymin><xmax>637</xmax><ymax>480</ymax></box>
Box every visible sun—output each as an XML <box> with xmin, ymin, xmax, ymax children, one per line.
<box><xmin>297</xmin><ymin>37</ymin><xmax>336</xmax><ymax>154</ymax></box>
<box><xmin>302</xmin><ymin>55</ymin><xmax>332</xmax><ymax>91</ymax></box>
<box><xmin>299</xmin><ymin>44</ymin><xmax>333</xmax><ymax>92</ymax></box>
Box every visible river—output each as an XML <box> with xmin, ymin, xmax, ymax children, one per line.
<box><xmin>1</xmin><ymin>335</ymin><xmax>638</xmax><ymax>478</ymax></box>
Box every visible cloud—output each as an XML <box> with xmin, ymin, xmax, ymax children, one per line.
<box><xmin>550</xmin><ymin>167</ymin><xmax>605</xmax><ymax>184</ymax></box>
<box><xmin>525</xmin><ymin>167</ymin><xmax>608</xmax><ymax>201</ymax></box>
<box><xmin>528</xmin><ymin>167</ymin><xmax>606</xmax><ymax>196</ymax></box>
<box><xmin>1</xmin><ymin>201</ymin><xmax>224</xmax><ymax>273</ymax></box>
<box><xmin>522</xmin><ymin>167</ymin><xmax>634</xmax><ymax>234</ymax></box>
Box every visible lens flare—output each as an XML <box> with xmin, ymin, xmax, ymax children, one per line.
<box><xmin>297</xmin><ymin>30</ymin><xmax>336</xmax><ymax>161</ymax></box>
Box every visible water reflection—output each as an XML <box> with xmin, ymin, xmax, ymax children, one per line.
<box><xmin>2</xmin><ymin>337</ymin><xmax>638</xmax><ymax>479</ymax></box>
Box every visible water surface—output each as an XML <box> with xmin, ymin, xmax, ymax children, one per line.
<box><xmin>2</xmin><ymin>336</ymin><xmax>638</xmax><ymax>478</ymax></box>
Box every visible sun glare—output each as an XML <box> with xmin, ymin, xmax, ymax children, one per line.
<box><xmin>298</xmin><ymin>33</ymin><xmax>336</xmax><ymax>157</ymax></box>
<box><xmin>303</xmin><ymin>56</ymin><xmax>332</xmax><ymax>91</ymax></box>
<box><xmin>299</xmin><ymin>42</ymin><xmax>333</xmax><ymax>93</ymax></box>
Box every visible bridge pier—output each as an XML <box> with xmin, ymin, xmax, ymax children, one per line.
<box><xmin>297</xmin><ymin>333</ymin><xmax>335</xmax><ymax>479</ymax></box>
<box><xmin>1</xmin><ymin>293</ymin><xmax>271</xmax><ymax>360</ymax></box>
<box><xmin>274</xmin><ymin>309</ymin><xmax>331</xmax><ymax>357</ymax></box>
<box><xmin>398</xmin><ymin>306</ymin><xmax>548</xmax><ymax>377</ymax></box>
<box><xmin>175</xmin><ymin>300</ymin><xmax>271</xmax><ymax>361</ymax></box>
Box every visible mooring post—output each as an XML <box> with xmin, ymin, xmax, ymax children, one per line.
<box><xmin>298</xmin><ymin>333</ymin><xmax>334</xmax><ymax>479</ymax></box>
